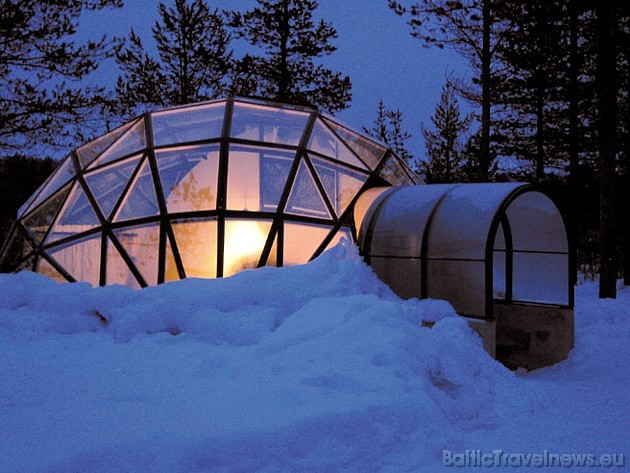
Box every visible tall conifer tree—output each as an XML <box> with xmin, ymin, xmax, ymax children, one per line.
<box><xmin>363</xmin><ymin>100</ymin><xmax>414</xmax><ymax>169</ymax></box>
<box><xmin>421</xmin><ymin>80</ymin><xmax>472</xmax><ymax>183</ymax></box>
<box><xmin>230</xmin><ymin>0</ymin><xmax>351</xmax><ymax>113</ymax></box>
<box><xmin>116</xmin><ymin>0</ymin><xmax>231</xmax><ymax>116</ymax></box>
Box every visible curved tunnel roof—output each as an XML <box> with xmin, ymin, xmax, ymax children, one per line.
<box><xmin>356</xmin><ymin>183</ymin><xmax>572</xmax><ymax>317</ymax></box>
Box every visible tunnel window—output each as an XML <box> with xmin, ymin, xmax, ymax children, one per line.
<box><xmin>493</xmin><ymin>221</ymin><xmax>507</xmax><ymax>300</ymax></box>
<box><xmin>503</xmin><ymin>191</ymin><xmax>569</xmax><ymax>306</ymax></box>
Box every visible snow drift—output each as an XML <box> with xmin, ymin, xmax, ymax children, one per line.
<box><xmin>0</xmin><ymin>242</ymin><xmax>628</xmax><ymax>472</ymax></box>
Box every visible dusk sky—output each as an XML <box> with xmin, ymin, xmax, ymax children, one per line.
<box><xmin>78</xmin><ymin>0</ymin><xmax>470</xmax><ymax>160</ymax></box>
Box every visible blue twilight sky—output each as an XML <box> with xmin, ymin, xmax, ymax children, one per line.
<box><xmin>77</xmin><ymin>0</ymin><xmax>469</xmax><ymax>161</ymax></box>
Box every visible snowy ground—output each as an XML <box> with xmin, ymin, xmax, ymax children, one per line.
<box><xmin>0</xmin><ymin>243</ymin><xmax>628</xmax><ymax>472</ymax></box>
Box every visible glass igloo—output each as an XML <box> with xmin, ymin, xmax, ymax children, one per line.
<box><xmin>1</xmin><ymin>97</ymin><xmax>420</xmax><ymax>288</ymax></box>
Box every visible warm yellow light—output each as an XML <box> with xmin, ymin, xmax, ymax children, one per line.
<box><xmin>223</xmin><ymin>221</ymin><xmax>269</xmax><ymax>277</ymax></box>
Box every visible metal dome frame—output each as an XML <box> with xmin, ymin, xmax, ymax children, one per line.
<box><xmin>1</xmin><ymin>97</ymin><xmax>420</xmax><ymax>287</ymax></box>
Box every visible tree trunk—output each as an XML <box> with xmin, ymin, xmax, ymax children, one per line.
<box><xmin>596</xmin><ymin>0</ymin><xmax>619</xmax><ymax>298</ymax></box>
<box><xmin>479</xmin><ymin>0</ymin><xmax>492</xmax><ymax>182</ymax></box>
<box><xmin>535</xmin><ymin>85</ymin><xmax>545</xmax><ymax>181</ymax></box>
<box><xmin>568</xmin><ymin>0</ymin><xmax>580</xmax><ymax>183</ymax></box>
<box><xmin>622</xmin><ymin>41</ymin><xmax>630</xmax><ymax>286</ymax></box>
<box><xmin>534</xmin><ymin>3</ymin><xmax>546</xmax><ymax>182</ymax></box>
<box><xmin>623</xmin><ymin>100</ymin><xmax>630</xmax><ymax>285</ymax></box>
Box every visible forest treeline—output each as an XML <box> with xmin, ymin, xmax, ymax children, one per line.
<box><xmin>371</xmin><ymin>0</ymin><xmax>630</xmax><ymax>298</ymax></box>
<box><xmin>1</xmin><ymin>0</ymin><xmax>629</xmax><ymax>297</ymax></box>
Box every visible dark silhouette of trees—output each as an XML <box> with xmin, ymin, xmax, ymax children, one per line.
<box><xmin>421</xmin><ymin>79</ymin><xmax>472</xmax><ymax>183</ymax></box>
<box><xmin>115</xmin><ymin>0</ymin><xmax>231</xmax><ymax>116</ymax></box>
<box><xmin>390</xmin><ymin>0</ymin><xmax>630</xmax><ymax>296</ymax></box>
<box><xmin>389</xmin><ymin>0</ymin><xmax>507</xmax><ymax>181</ymax></box>
<box><xmin>0</xmin><ymin>0</ymin><xmax>123</xmax><ymax>157</ymax></box>
<box><xmin>492</xmin><ymin>2</ymin><xmax>568</xmax><ymax>181</ymax></box>
<box><xmin>229</xmin><ymin>0</ymin><xmax>351</xmax><ymax>113</ymax></box>
<box><xmin>363</xmin><ymin>100</ymin><xmax>414</xmax><ymax>169</ymax></box>
<box><xmin>0</xmin><ymin>155</ymin><xmax>56</xmax><ymax>244</ymax></box>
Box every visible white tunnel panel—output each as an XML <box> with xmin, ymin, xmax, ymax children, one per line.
<box><xmin>426</xmin><ymin>259</ymin><xmax>486</xmax><ymax>316</ymax></box>
<box><xmin>370</xmin><ymin>256</ymin><xmax>422</xmax><ymax>300</ymax></box>
<box><xmin>362</xmin><ymin>184</ymin><xmax>455</xmax><ymax>258</ymax></box>
<box><xmin>426</xmin><ymin>183</ymin><xmax>524</xmax><ymax>260</ymax></box>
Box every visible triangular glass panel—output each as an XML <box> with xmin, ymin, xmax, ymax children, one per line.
<box><xmin>285</xmin><ymin>160</ymin><xmax>331</xmax><ymax>219</ymax></box>
<box><xmin>311</xmin><ymin>157</ymin><xmax>337</xmax><ymax>210</ymax></box>
<box><xmin>267</xmin><ymin>231</ymin><xmax>278</xmax><ymax>267</ymax></box>
<box><xmin>171</xmin><ymin>219</ymin><xmax>217</xmax><ymax>279</ymax></box>
<box><xmin>157</xmin><ymin>144</ymin><xmax>220</xmax><ymax>213</ymax></box>
<box><xmin>22</xmin><ymin>183</ymin><xmax>72</xmax><ymax>245</ymax></box>
<box><xmin>260</xmin><ymin>151</ymin><xmax>293</xmax><ymax>211</ymax></box>
<box><xmin>76</xmin><ymin>120</ymin><xmax>135</xmax><ymax>169</ymax></box>
<box><xmin>37</xmin><ymin>257</ymin><xmax>68</xmax><ymax>283</ymax></box>
<box><xmin>379</xmin><ymin>154</ymin><xmax>418</xmax><ymax>185</ymax></box>
<box><xmin>48</xmin><ymin>234</ymin><xmax>101</xmax><ymax>287</ymax></box>
<box><xmin>113</xmin><ymin>223</ymin><xmax>160</xmax><ymax>286</ymax></box>
<box><xmin>22</xmin><ymin>156</ymin><xmax>76</xmax><ymax>216</ymax></box>
<box><xmin>46</xmin><ymin>183</ymin><xmax>101</xmax><ymax>243</ymax></box>
<box><xmin>105</xmin><ymin>237</ymin><xmax>142</xmax><ymax>289</ymax></box>
<box><xmin>89</xmin><ymin>119</ymin><xmax>146</xmax><ymax>169</ymax></box>
<box><xmin>114</xmin><ymin>159</ymin><xmax>160</xmax><ymax>222</ymax></box>
<box><xmin>322</xmin><ymin>117</ymin><xmax>387</xmax><ymax>170</ymax></box>
<box><xmin>164</xmin><ymin>234</ymin><xmax>181</xmax><ymax>282</ymax></box>
<box><xmin>257</xmin><ymin>230</ymin><xmax>278</xmax><ymax>268</ymax></box>
<box><xmin>307</xmin><ymin>119</ymin><xmax>368</xmax><ymax>170</ymax></box>
<box><xmin>283</xmin><ymin>222</ymin><xmax>333</xmax><ymax>266</ymax></box>
<box><xmin>311</xmin><ymin>155</ymin><xmax>368</xmax><ymax>218</ymax></box>
<box><xmin>85</xmin><ymin>156</ymin><xmax>141</xmax><ymax>220</ymax></box>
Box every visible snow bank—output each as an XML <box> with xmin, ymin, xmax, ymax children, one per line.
<box><xmin>0</xmin><ymin>243</ymin><xmax>628</xmax><ymax>472</ymax></box>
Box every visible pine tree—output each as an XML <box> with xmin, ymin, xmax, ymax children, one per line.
<box><xmin>363</xmin><ymin>100</ymin><xmax>414</xmax><ymax>169</ymax></box>
<box><xmin>421</xmin><ymin>80</ymin><xmax>472</xmax><ymax>183</ymax></box>
<box><xmin>229</xmin><ymin>0</ymin><xmax>351</xmax><ymax>114</ymax></box>
<box><xmin>116</xmin><ymin>0</ymin><xmax>231</xmax><ymax>116</ymax></box>
<box><xmin>492</xmin><ymin>1</ymin><xmax>568</xmax><ymax>181</ymax></box>
<box><xmin>389</xmin><ymin>0</ymin><xmax>508</xmax><ymax>181</ymax></box>
<box><xmin>0</xmin><ymin>0</ymin><xmax>123</xmax><ymax>157</ymax></box>
<box><xmin>363</xmin><ymin>100</ymin><xmax>389</xmax><ymax>145</ymax></box>
<box><xmin>596</xmin><ymin>0</ymin><xmax>620</xmax><ymax>298</ymax></box>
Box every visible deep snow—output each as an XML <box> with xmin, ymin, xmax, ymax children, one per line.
<box><xmin>0</xmin><ymin>242</ymin><xmax>628</xmax><ymax>472</ymax></box>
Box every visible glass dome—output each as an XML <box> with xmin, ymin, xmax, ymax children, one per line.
<box><xmin>1</xmin><ymin>97</ymin><xmax>420</xmax><ymax>288</ymax></box>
